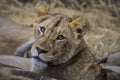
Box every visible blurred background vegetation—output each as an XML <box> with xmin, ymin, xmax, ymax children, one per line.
<box><xmin>0</xmin><ymin>0</ymin><xmax>120</xmax><ymax>58</ymax></box>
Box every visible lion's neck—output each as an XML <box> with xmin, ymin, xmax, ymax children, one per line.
<box><xmin>43</xmin><ymin>46</ymin><xmax>96</xmax><ymax>80</ymax></box>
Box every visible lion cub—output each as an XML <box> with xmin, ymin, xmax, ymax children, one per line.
<box><xmin>15</xmin><ymin>6</ymin><xmax>108</xmax><ymax>80</ymax></box>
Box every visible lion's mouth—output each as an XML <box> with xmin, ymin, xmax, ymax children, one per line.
<box><xmin>32</xmin><ymin>56</ymin><xmax>47</xmax><ymax>64</ymax></box>
<box><xmin>32</xmin><ymin>53</ymin><xmax>54</xmax><ymax>64</ymax></box>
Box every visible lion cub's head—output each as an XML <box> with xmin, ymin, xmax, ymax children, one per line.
<box><xmin>31</xmin><ymin>6</ymin><xmax>89</xmax><ymax>67</ymax></box>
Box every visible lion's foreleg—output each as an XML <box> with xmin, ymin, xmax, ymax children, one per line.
<box><xmin>15</xmin><ymin>39</ymin><xmax>35</xmax><ymax>57</ymax></box>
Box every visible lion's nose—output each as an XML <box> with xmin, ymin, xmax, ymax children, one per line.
<box><xmin>36</xmin><ymin>47</ymin><xmax>48</xmax><ymax>54</ymax></box>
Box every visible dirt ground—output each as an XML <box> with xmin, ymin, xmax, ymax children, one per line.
<box><xmin>0</xmin><ymin>0</ymin><xmax>120</xmax><ymax>58</ymax></box>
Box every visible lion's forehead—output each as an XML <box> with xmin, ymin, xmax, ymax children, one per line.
<box><xmin>38</xmin><ymin>16</ymin><xmax>71</xmax><ymax>33</ymax></box>
<box><xmin>37</xmin><ymin>15</ymin><xmax>70</xmax><ymax>27</ymax></box>
<box><xmin>37</xmin><ymin>16</ymin><xmax>56</xmax><ymax>27</ymax></box>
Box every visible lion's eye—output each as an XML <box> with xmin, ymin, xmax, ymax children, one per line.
<box><xmin>56</xmin><ymin>35</ymin><xmax>65</xmax><ymax>40</ymax></box>
<box><xmin>39</xmin><ymin>27</ymin><xmax>45</xmax><ymax>33</ymax></box>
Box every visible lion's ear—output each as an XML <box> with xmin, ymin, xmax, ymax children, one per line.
<box><xmin>70</xmin><ymin>17</ymin><xmax>89</xmax><ymax>35</ymax></box>
<box><xmin>35</xmin><ymin>5</ymin><xmax>50</xmax><ymax>23</ymax></box>
<box><xmin>36</xmin><ymin>5</ymin><xmax>50</xmax><ymax>17</ymax></box>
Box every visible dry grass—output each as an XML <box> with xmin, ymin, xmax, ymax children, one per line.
<box><xmin>0</xmin><ymin>0</ymin><xmax>120</xmax><ymax>58</ymax></box>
